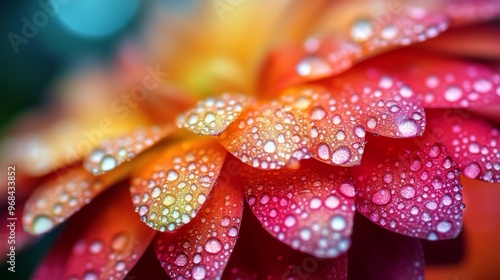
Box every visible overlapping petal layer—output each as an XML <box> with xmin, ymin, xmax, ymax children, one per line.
<box><xmin>130</xmin><ymin>139</ymin><xmax>226</xmax><ymax>231</ymax></box>
<box><xmin>426</xmin><ymin>109</ymin><xmax>500</xmax><ymax>182</ymax></box>
<box><xmin>352</xmin><ymin>133</ymin><xmax>464</xmax><ymax>240</ymax></box>
<box><xmin>85</xmin><ymin>124</ymin><xmax>177</xmax><ymax>175</ymax></box>
<box><xmin>176</xmin><ymin>93</ymin><xmax>251</xmax><ymax>136</ymax></box>
<box><xmin>155</xmin><ymin>162</ymin><xmax>244</xmax><ymax>279</ymax></box>
<box><xmin>243</xmin><ymin>159</ymin><xmax>355</xmax><ymax>258</ymax></box>
<box><xmin>220</xmin><ymin>101</ymin><xmax>310</xmax><ymax>170</ymax></box>
<box><xmin>33</xmin><ymin>185</ymin><xmax>155</xmax><ymax>280</ymax></box>
<box><xmin>224</xmin><ymin>207</ymin><xmax>348</xmax><ymax>279</ymax></box>
<box><xmin>23</xmin><ymin>166</ymin><xmax>126</xmax><ymax>235</ymax></box>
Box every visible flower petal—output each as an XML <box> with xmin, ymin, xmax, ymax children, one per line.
<box><xmin>155</xmin><ymin>161</ymin><xmax>244</xmax><ymax>280</ymax></box>
<box><xmin>219</xmin><ymin>101</ymin><xmax>309</xmax><ymax>170</ymax></box>
<box><xmin>352</xmin><ymin>133</ymin><xmax>464</xmax><ymax>240</ymax></box>
<box><xmin>427</xmin><ymin>109</ymin><xmax>500</xmax><ymax>183</ymax></box>
<box><xmin>224</xmin><ymin>207</ymin><xmax>348</xmax><ymax>279</ymax></box>
<box><xmin>176</xmin><ymin>93</ymin><xmax>251</xmax><ymax>136</ymax></box>
<box><xmin>244</xmin><ymin>159</ymin><xmax>355</xmax><ymax>258</ymax></box>
<box><xmin>280</xmin><ymin>86</ymin><xmax>366</xmax><ymax>166</ymax></box>
<box><xmin>32</xmin><ymin>184</ymin><xmax>156</xmax><ymax>280</ymax></box>
<box><xmin>348</xmin><ymin>213</ymin><xmax>425</xmax><ymax>280</ymax></box>
<box><xmin>130</xmin><ymin>139</ymin><xmax>227</xmax><ymax>231</ymax></box>
<box><xmin>22</xmin><ymin>166</ymin><xmax>126</xmax><ymax>236</ymax></box>
<box><xmin>84</xmin><ymin>124</ymin><xmax>176</xmax><ymax>175</ymax></box>
<box><xmin>1</xmin><ymin>199</ymin><xmax>35</xmax><ymax>260</ymax></box>
<box><xmin>354</xmin><ymin>51</ymin><xmax>500</xmax><ymax>109</ymax></box>
<box><xmin>321</xmin><ymin>70</ymin><xmax>426</xmax><ymax>138</ymax></box>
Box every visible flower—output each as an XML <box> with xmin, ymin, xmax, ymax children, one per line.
<box><xmin>2</xmin><ymin>0</ymin><xmax>500</xmax><ymax>279</ymax></box>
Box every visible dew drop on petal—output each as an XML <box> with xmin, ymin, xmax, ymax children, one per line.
<box><xmin>204</xmin><ymin>238</ymin><xmax>222</xmax><ymax>254</ymax></box>
<box><xmin>463</xmin><ymin>162</ymin><xmax>481</xmax><ymax>178</ymax></box>
<box><xmin>330</xmin><ymin>215</ymin><xmax>347</xmax><ymax>231</ymax></box>
<box><xmin>372</xmin><ymin>189</ymin><xmax>391</xmax><ymax>205</ymax></box>
<box><xmin>398</xmin><ymin>119</ymin><xmax>418</xmax><ymax>137</ymax></box>
<box><xmin>192</xmin><ymin>265</ymin><xmax>207</xmax><ymax>280</ymax></box>
<box><xmin>174</xmin><ymin>254</ymin><xmax>188</xmax><ymax>267</ymax></box>
<box><xmin>32</xmin><ymin>215</ymin><xmax>54</xmax><ymax>235</ymax></box>
<box><xmin>100</xmin><ymin>155</ymin><xmax>117</xmax><ymax>172</ymax></box>
<box><xmin>331</xmin><ymin>147</ymin><xmax>351</xmax><ymax>165</ymax></box>
<box><xmin>436</xmin><ymin>220</ymin><xmax>452</xmax><ymax>233</ymax></box>
<box><xmin>263</xmin><ymin>140</ymin><xmax>277</xmax><ymax>153</ymax></box>
<box><xmin>444</xmin><ymin>86</ymin><xmax>463</xmax><ymax>102</ymax></box>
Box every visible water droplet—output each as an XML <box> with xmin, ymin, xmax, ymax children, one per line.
<box><xmin>100</xmin><ymin>155</ymin><xmax>117</xmax><ymax>172</ymax></box>
<box><xmin>163</xmin><ymin>195</ymin><xmax>176</xmax><ymax>206</ymax></box>
<box><xmin>296</xmin><ymin>56</ymin><xmax>332</xmax><ymax>78</ymax></box>
<box><xmin>299</xmin><ymin>228</ymin><xmax>312</xmax><ymax>241</ymax></box>
<box><xmin>367</xmin><ymin>118</ymin><xmax>377</xmax><ymax>129</ymax></box>
<box><xmin>83</xmin><ymin>270</ymin><xmax>98</xmax><ymax>280</ymax></box>
<box><xmin>115</xmin><ymin>261</ymin><xmax>126</xmax><ymax>271</ymax></box>
<box><xmin>330</xmin><ymin>215</ymin><xmax>347</xmax><ymax>231</ymax></box>
<box><xmin>468</xmin><ymin>142</ymin><xmax>480</xmax><ymax>154</ymax></box>
<box><xmin>174</xmin><ymin>253</ymin><xmax>188</xmax><ymax>267</ymax></box>
<box><xmin>284</xmin><ymin>215</ymin><xmax>297</xmax><ymax>227</ymax></box>
<box><xmin>192</xmin><ymin>265</ymin><xmax>207</xmax><ymax>280</ymax></box>
<box><xmin>263</xmin><ymin>140</ymin><xmax>277</xmax><ymax>153</ymax></box>
<box><xmin>425</xmin><ymin>201</ymin><xmax>438</xmax><ymax>210</ymax></box>
<box><xmin>372</xmin><ymin>189</ymin><xmax>391</xmax><ymax>205</ymax></box>
<box><xmin>331</xmin><ymin>147</ymin><xmax>351</xmax><ymax>165</ymax></box>
<box><xmin>89</xmin><ymin>240</ymin><xmax>103</xmax><ymax>254</ymax></box>
<box><xmin>317</xmin><ymin>143</ymin><xmax>331</xmax><ymax>160</ymax></box>
<box><xmin>436</xmin><ymin>220</ymin><xmax>452</xmax><ymax>233</ymax></box>
<box><xmin>220</xmin><ymin>216</ymin><xmax>230</xmax><ymax>227</ymax></box>
<box><xmin>400</xmin><ymin>185</ymin><xmax>416</xmax><ymax>199</ymax></box>
<box><xmin>310</xmin><ymin>106</ymin><xmax>327</xmax><ymax>121</ymax></box>
<box><xmin>205</xmin><ymin>238</ymin><xmax>222</xmax><ymax>254</ymax></box>
<box><xmin>351</xmin><ymin>19</ymin><xmax>374</xmax><ymax>42</ymax></box>
<box><xmin>463</xmin><ymin>162</ymin><xmax>481</xmax><ymax>178</ymax></box>
<box><xmin>381</xmin><ymin>24</ymin><xmax>398</xmax><ymax>40</ymax></box>
<box><xmin>339</xmin><ymin>183</ymin><xmax>356</xmax><ymax>197</ymax></box>
<box><xmin>111</xmin><ymin>232</ymin><xmax>128</xmax><ymax>251</ymax></box>
<box><xmin>444</xmin><ymin>86</ymin><xmax>463</xmax><ymax>102</ymax></box>
<box><xmin>442</xmin><ymin>194</ymin><xmax>452</xmax><ymax>206</ymax></box>
<box><xmin>32</xmin><ymin>215</ymin><xmax>54</xmax><ymax>235</ymax></box>
<box><xmin>325</xmin><ymin>195</ymin><xmax>340</xmax><ymax>209</ymax></box>
<box><xmin>228</xmin><ymin>226</ymin><xmax>238</xmax><ymax>237</ymax></box>
<box><xmin>310</xmin><ymin>197</ymin><xmax>322</xmax><ymax>209</ymax></box>
<box><xmin>151</xmin><ymin>186</ymin><xmax>161</xmax><ymax>198</ymax></box>
<box><xmin>398</xmin><ymin>119</ymin><xmax>418</xmax><ymax>137</ymax></box>
<box><xmin>167</xmin><ymin>170</ymin><xmax>179</xmax><ymax>181</ymax></box>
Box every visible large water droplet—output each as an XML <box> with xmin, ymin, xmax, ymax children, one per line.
<box><xmin>398</xmin><ymin>119</ymin><xmax>418</xmax><ymax>137</ymax></box>
<box><xmin>100</xmin><ymin>155</ymin><xmax>117</xmax><ymax>172</ymax></box>
<box><xmin>330</xmin><ymin>215</ymin><xmax>347</xmax><ymax>231</ymax></box>
<box><xmin>192</xmin><ymin>265</ymin><xmax>207</xmax><ymax>280</ymax></box>
<box><xmin>351</xmin><ymin>19</ymin><xmax>374</xmax><ymax>42</ymax></box>
<box><xmin>205</xmin><ymin>238</ymin><xmax>222</xmax><ymax>254</ymax></box>
<box><xmin>263</xmin><ymin>140</ymin><xmax>277</xmax><ymax>153</ymax></box>
<box><xmin>444</xmin><ymin>86</ymin><xmax>463</xmax><ymax>102</ymax></box>
<box><xmin>174</xmin><ymin>253</ymin><xmax>188</xmax><ymax>267</ymax></box>
<box><xmin>436</xmin><ymin>220</ymin><xmax>452</xmax><ymax>233</ymax></box>
<box><xmin>32</xmin><ymin>215</ymin><xmax>54</xmax><ymax>235</ymax></box>
<box><xmin>331</xmin><ymin>147</ymin><xmax>351</xmax><ymax>165</ymax></box>
<box><xmin>372</xmin><ymin>189</ymin><xmax>391</xmax><ymax>205</ymax></box>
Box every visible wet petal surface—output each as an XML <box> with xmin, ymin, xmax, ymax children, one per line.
<box><xmin>427</xmin><ymin>109</ymin><xmax>500</xmax><ymax>183</ymax></box>
<box><xmin>130</xmin><ymin>139</ymin><xmax>226</xmax><ymax>231</ymax></box>
<box><xmin>85</xmin><ymin>124</ymin><xmax>176</xmax><ymax>175</ymax></box>
<box><xmin>352</xmin><ymin>133</ymin><xmax>464</xmax><ymax>240</ymax></box>
<box><xmin>220</xmin><ymin>101</ymin><xmax>309</xmax><ymax>170</ymax></box>
<box><xmin>155</xmin><ymin>162</ymin><xmax>244</xmax><ymax>280</ymax></box>
<box><xmin>33</xmin><ymin>184</ymin><xmax>156</xmax><ymax>280</ymax></box>
<box><xmin>176</xmin><ymin>93</ymin><xmax>251</xmax><ymax>136</ymax></box>
<box><xmin>244</xmin><ymin>159</ymin><xmax>356</xmax><ymax>258</ymax></box>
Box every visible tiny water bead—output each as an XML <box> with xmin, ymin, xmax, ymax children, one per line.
<box><xmin>176</xmin><ymin>93</ymin><xmax>249</xmax><ymax>136</ymax></box>
<box><xmin>130</xmin><ymin>139</ymin><xmax>226</xmax><ymax>231</ymax></box>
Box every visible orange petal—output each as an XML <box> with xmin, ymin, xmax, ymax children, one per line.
<box><xmin>33</xmin><ymin>184</ymin><xmax>156</xmax><ymax>280</ymax></box>
<box><xmin>176</xmin><ymin>93</ymin><xmax>251</xmax><ymax>136</ymax></box>
<box><xmin>130</xmin><ymin>139</ymin><xmax>226</xmax><ymax>231</ymax></box>
<box><xmin>281</xmin><ymin>86</ymin><xmax>366</xmax><ymax>166</ymax></box>
<box><xmin>219</xmin><ymin>101</ymin><xmax>310</xmax><ymax>170</ymax></box>
<box><xmin>155</xmin><ymin>161</ymin><xmax>244</xmax><ymax>279</ymax></box>
<box><xmin>84</xmin><ymin>124</ymin><xmax>176</xmax><ymax>175</ymax></box>
<box><xmin>22</xmin><ymin>165</ymin><xmax>127</xmax><ymax>236</ymax></box>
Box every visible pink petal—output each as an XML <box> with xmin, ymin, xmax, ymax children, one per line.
<box><xmin>353</xmin><ymin>50</ymin><xmax>500</xmax><ymax>109</ymax></box>
<box><xmin>320</xmin><ymin>69</ymin><xmax>426</xmax><ymax>138</ymax></box>
<box><xmin>426</xmin><ymin>109</ymin><xmax>500</xmax><ymax>182</ymax></box>
<box><xmin>155</xmin><ymin>161</ymin><xmax>244</xmax><ymax>280</ymax></box>
<box><xmin>84</xmin><ymin>124</ymin><xmax>177</xmax><ymax>175</ymax></box>
<box><xmin>219</xmin><ymin>101</ymin><xmax>309</xmax><ymax>170</ymax></box>
<box><xmin>348</xmin><ymin>214</ymin><xmax>425</xmax><ymax>280</ymax></box>
<box><xmin>352</xmin><ymin>133</ymin><xmax>464</xmax><ymax>240</ymax></box>
<box><xmin>280</xmin><ymin>86</ymin><xmax>366</xmax><ymax>166</ymax></box>
<box><xmin>224</xmin><ymin>207</ymin><xmax>347</xmax><ymax>280</ymax></box>
<box><xmin>130</xmin><ymin>139</ymin><xmax>227</xmax><ymax>231</ymax></box>
<box><xmin>244</xmin><ymin>159</ymin><xmax>356</xmax><ymax>258</ymax></box>
<box><xmin>33</xmin><ymin>184</ymin><xmax>156</xmax><ymax>280</ymax></box>
<box><xmin>23</xmin><ymin>166</ymin><xmax>127</xmax><ymax>235</ymax></box>
<box><xmin>176</xmin><ymin>94</ymin><xmax>252</xmax><ymax>136</ymax></box>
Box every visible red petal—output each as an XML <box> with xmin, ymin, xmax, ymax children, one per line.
<box><xmin>23</xmin><ymin>166</ymin><xmax>127</xmax><ymax>235</ymax></box>
<box><xmin>224</xmin><ymin>207</ymin><xmax>347</xmax><ymax>280</ymax></box>
<box><xmin>244</xmin><ymin>159</ymin><xmax>356</xmax><ymax>258</ymax></box>
<box><xmin>130</xmin><ymin>139</ymin><xmax>227</xmax><ymax>231</ymax></box>
<box><xmin>33</xmin><ymin>184</ymin><xmax>156</xmax><ymax>279</ymax></box>
<box><xmin>348</xmin><ymin>213</ymin><xmax>425</xmax><ymax>280</ymax></box>
<box><xmin>219</xmin><ymin>101</ymin><xmax>309</xmax><ymax>170</ymax></box>
<box><xmin>280</xmin><ymin>86</ymin><xmax>366</xmax><ymax>166</ymax></box>
<box><xmin>427</xmin><ymin>109</ymin><xmax>500</xmax><ymax>182</ymax></box>
<box><xmin>320</xmin><ymin>69</ymin><xmax>426</xmax><ymax>138</ymax></box>
<box><xmin>155</xmin><ymin>161</ymin><xmax>244</xmax><ymax>280</ymax></box>
<box><xmin>84</xmin><ymin>124</ymin><xmax>177</xmax><ymax>175</ymax></box>
<box><xmin>176</xmin><ymin>94</ymin><xmax>252</xmax><ymax>136</ymax></box>
<box><xmin>352</xmin><ymin>133</ymin><xmax>464</xmax><ymax>240</ymax></box>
